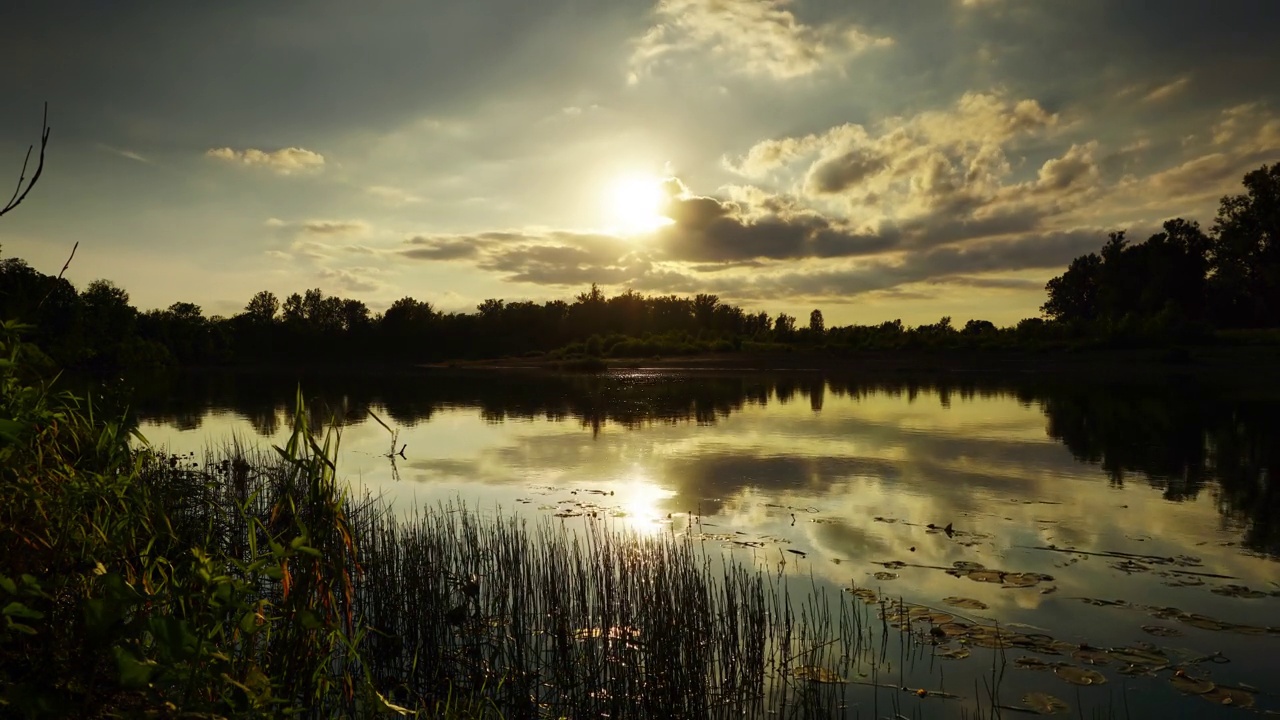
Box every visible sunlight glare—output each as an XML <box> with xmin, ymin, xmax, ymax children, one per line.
<box><xmin>605</xmin><ymin>174</ymin><xmax>673</xmax><ymax>234</ymax></box>
<box><xmin>615</xmin><ymin>474</ymin><xmax>676</xmax><ymax>534</ymax></box>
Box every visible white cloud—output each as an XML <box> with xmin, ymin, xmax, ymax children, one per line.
<box><xmin>205</xmin><ymin>146</ymin><xmax>326</xmax><ymax>175</ymax></box>
<box><xmin>631</xmin><ymin>0</ymin><xmax>892</xmax><ymax>80</ymax></box>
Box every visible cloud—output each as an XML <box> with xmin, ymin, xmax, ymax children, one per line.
<box><xmin>630</xmin><ymin>0</ymin><xmax>892</xmax><ymax>80</ymax></box>
<box><xmin>727</xmin><ymin>90</ymin><xmax>1057</xmax><ymax>184</ymax></box>
<box><xmin>299</xmin><ymin>220</ymin><xmax>369</xmax><ymax>236</ymax></box>
<box><xmin>401</xmin><ymin>230</ymin><xmax>646</xmax><ymax>286</ymax></box>
<box><xmin>97</xmin><ymin>144</ymin><xmax>150</xmax><ymax>164</ymax></box>
<box><xmin>366</xmin><ymin>185</ymin><xmax>424</xmax><ymax>205</ymax></box>
<box><xmin>1211</xmin><ymin>103</ymin><xmax>1280</xmax><ymax>152</ymax></box>
<box><xmin>1142</xmin><ymin>76</ymin><xmax>1192</xmax><ymax>103</ymax></box>
<box><xmin>205</xmin><ymin>146</ymin><xmax>325</xmax><ymax>175</ymax></box>
<box><xmin>402</xmin><ymin>236</ymin><xmax>482</xmax><ymax>261</ymax></box>
<box><xmin>317</xmin><ymin>266</ymin><xmax>384</xmax><ymax>294</ymax></box>
<box><xmin>659</xmin><ymin>228</ymin><xmax>1107</xmax><ymax>301</ymax></box>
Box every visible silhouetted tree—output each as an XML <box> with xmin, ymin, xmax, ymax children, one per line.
<box><xmin>1043</xmin><ymin>252</ymin><xmax>1102</xmax><ymax>323</ymax></box>
<box><xmin>808</xmin><ymin>309</ymin><xmax>824</xmax><ymax>335</ymax></box>
<box><xmin>244</xmin><ymin>291</ymin><xmax>279</xmax><ymax>324</ymax></box>
<box><xmin>1209</xmin><ymin>163</ymin><xmax>1280</xmax><ymax>326</ymax></box>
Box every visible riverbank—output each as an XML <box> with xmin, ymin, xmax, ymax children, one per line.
<box><xmin>430</xmin><ymin>343</ymin><xmax>1280</xmax><ymax>383</ymax></box>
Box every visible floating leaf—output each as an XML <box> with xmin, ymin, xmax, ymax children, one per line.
<box><xmin>1177</xmin><ymin>613</ymin><xmax>1225</xmax><ymax>631</ymax></box>
<box><xmin>967</xmin><ymin>570</ymin><xmax>1006</xmax><ymax>584</ymax></box>
<box><xmin>1077</xmin><ymin>597</ymin><xmax>1129</xmax><ymax>608</ymax></box>
<box><xmin>873</xmin><ymin>571</ymin><xmax>898</xmax><ymax>581</ymax></box>
<box><xmin>846</xmin><ymin>587</ymin><xmax>878</xmax><ymax>604</ymax></box>
<box><xmin>1071</xmin><ymin>648</ymin><xmax>1111</xmax><ymax>666</ymax></box>
<box><xmin>1015</xmin><ymin>656</ymin><xmax>1052</xmax><ymax>670</ymax></box>
<box><xmin>952</xmin><ymin>561</ymin><xmax>986</xmax><ymax>571</ymax></box>
<box><xmin>1054</xmin><ymin>665</ymin><xmax>1107</xmax><ymax>686</ymax></box>
<box><xmin>1022</xmin><ymin>691</ymin><xmax>1069</xmax><ymax>715</ymax></box>
<box><xmin>1201</xmin><ymin>687</ymin><xmax>1254</xmax><ymax>708</ymax></box>
<box><xmin>1211</xmin><ymin>584</ymin><xmax>1268</xmax><ymax>599</ymax></box>
<box><xmin>793</xmin><ymin>665</ymin><xmax>843</xmax><ymax>684</ymax></box>
<box><xmin>1140</xmin><ymin>625</ymin><xmax>1182</xmax><ymax>638</ymax></box>
<box><xmin>943</xmin><ymin>597</ymin><xmax>988</xmax><ymax>610</ymax></box>
<box><xmin>1107</xmin><ymin>647</ymin><xmax>1167</xmax><ymax>668</ymax></box>
<box><xmin>966</xmin><ymin>626</ymin><xmax>1022</xmax><ymax>649</ymax></box>
<box><xmin>937</xmin><ymin>645</ymin><xmax>971</xmax><ymax>660</ymax></box>
<box><xmin>1224</xmin><ymin>623</ymin><xmax>1268</xmax><ymax>636</ymax></box>
<box><xmin>936</xmin><ymin>622</ymin><xmax>972</xmax><ymax>638</ymax></box>
<box><xmin>1002</xmin><ymin>573</ymin><xmax>1043</xmax><ymax>588</ymax></box>
<box><xmin>1170</xmin><ymin>673</ymin><xmax>1215</xmax><ymax>695</ymax></box>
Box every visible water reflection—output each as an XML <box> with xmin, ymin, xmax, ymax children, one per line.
<box><xmin>125</xmin><ymin>368</ymin><xmax>1280</xmax><ymax>716</ymax></box>
<box><xmin>127</xmin><ymin>369</ymin><xmax>1280</xmax><ymax>560</ymax></box>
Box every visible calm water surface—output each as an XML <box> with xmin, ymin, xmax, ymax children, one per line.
<box><xmin>130</xmin><ymin>370</ymin><xmax>1280</xmax><ymax>717</ymax></box>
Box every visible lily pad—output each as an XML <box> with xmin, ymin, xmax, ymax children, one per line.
<box><xmin>1054</xmin><ymin>665</ymin><xmax>1107</xmax><ymax>686</ymax></box>
<box><xmin>952</xmin><ymin>560</ymin><xmax>986</xmax><ymax>571</ymax></box>
<box><xmin>1022</xmin><ymin>692</ymin><xmax>1069</xmax><ymax>715</ymax></box>
<box><xmin>1140</xmin><ymin>625</ymin><xmax>1182</xmax><ymax>638</ymax></box>
<box><xmin>966</xmin><ymin>626</ymin><xmax>1023</xmax><ymax>649</ymax></box>
<box><xmin>1002</xmin><ymin>573</ymin><xmax>1043</xmax><ymax>588</ymax></box>
<box><xmin>967</xmin><ymin>569</ymin><xmax>1006</xmax><ymax>584</ymax></box>
<box><xmin>1170</xmin><ymin>673</ymin><xmax>1215</xmax><ymax>695</ymax></box>
<box><xmin>793</xmin><ymin>665</ymin><xmax>844</xmax><ymax>684</ymax></box>
<box><xmin>1201</xmin><ymin>686</ymin><xmax>1255</xmax><ymax>708</ymax></box>
<box><xmin>937</xmin><ymin>645</ymin><xmax>971</xmax><ymax>660</ymax></box>
<box><xmin>873</xmin><ymin>571</ymin><xmax>899</xmax><ymax>581</ymax></box>
<box><xmin>1107</xmin><ymin>647</ymin><xmax>1167</xmax><ymax>668</ymax></box>
<box><xmin>1211</xmin><ymin>584</ymin><xmax>1267</xmax><ymax>599</ymax></box>
<box><xmin>1015</xmin><ymin>656</ymin><xmax>1052</xmax><ymax>670</ymax></box>
<box><xmin>936</xmin><ymin>622</ymin><xmax>972</xmax><ymax>638</ymax></box>
<box><xmin>1071</xmin><ymin>648</ymin><xmax>1111</xmax><ymax>666</ymax></box>
<box><xmin>1177</xmin><ymin>613</ymin><xmax>1226</xmax><ymax>631</ymax></box>
<box><xmin>943</xmin><ymin>596</ymin><xmax>988</xmax><ymax>610</ymax></box>
<box><xmin>846</xmin><ymin>587</ymin><xmax>878</xmax><ymax>604</ymax></box>
<box><xmin>1077</xmin><ymin>597</ymin><xmax>1129</xmax><ymax>607</ymax></box>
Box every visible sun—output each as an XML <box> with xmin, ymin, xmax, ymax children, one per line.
<box><xmin>605</xmin><ymin>174</ymin><xmax>673</xmax><ymax>234</ymax></box>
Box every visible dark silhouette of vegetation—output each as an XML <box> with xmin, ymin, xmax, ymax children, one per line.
<box><xmin>1043</xmin><ymin>163</ymin><xmax>1280</xmax><ymax>337</ymax></box>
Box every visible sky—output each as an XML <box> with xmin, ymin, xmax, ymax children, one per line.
<box><xmin>1</xmin><ymin>0</ymin><xmax>1279</xmax><ymax>326</ymax></box>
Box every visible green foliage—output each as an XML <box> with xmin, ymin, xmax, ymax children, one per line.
<box><xmin>0</xmin><ymin>321</ymin><xmax>412</xmax><ymax>718</ymax></box>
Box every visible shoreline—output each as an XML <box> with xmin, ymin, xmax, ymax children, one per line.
<box><xmin>424</xmin><ymin>344</ymin><xmax>1280</xmax><ymax>382</ymax></box>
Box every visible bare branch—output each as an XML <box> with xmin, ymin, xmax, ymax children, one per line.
<box><xmin>36</xmin><ymin>241</ymin><xmax>78</xmax><ymax>310</ymax></box>
<box><xmin>0</xmin><ymin>102</ymin><xmax>50</xmax><ymax>219</ymax></box>
<box><xmin>56</xmin><ymin>240</ymin><xmax>78</xmax><ymax>281</ymax></box>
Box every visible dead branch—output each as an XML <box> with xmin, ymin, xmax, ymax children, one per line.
<box><xmin>1</xmin><ymin>102</ymin><xmax>50</xmax><ymax>219</ymax></box>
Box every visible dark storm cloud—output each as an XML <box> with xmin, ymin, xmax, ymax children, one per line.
<box><xmin>694</xmin><ymin>228</ymin><xmax>1110</xmax><ymax>300</ymax></box>
<box><xmin>654</xmin><ymin>194</ymin><xmax>898</xmax><ymax>263</ymax></box>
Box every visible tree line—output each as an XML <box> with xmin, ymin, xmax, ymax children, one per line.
<box><xmin>1041</xmin><ymin>162</ymin><xmax>1280</xmax><ymax>333</ymax></box>
<box><xmin>1</xmin><ymin>162</ymin><xmax>1277</xmax><ymax>370</ymax></box>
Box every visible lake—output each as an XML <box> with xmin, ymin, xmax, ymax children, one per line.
<box><xmin>127</xmin><ymin>368</ymin><xmax>1279</xmax><ymax>717</ymax></box>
